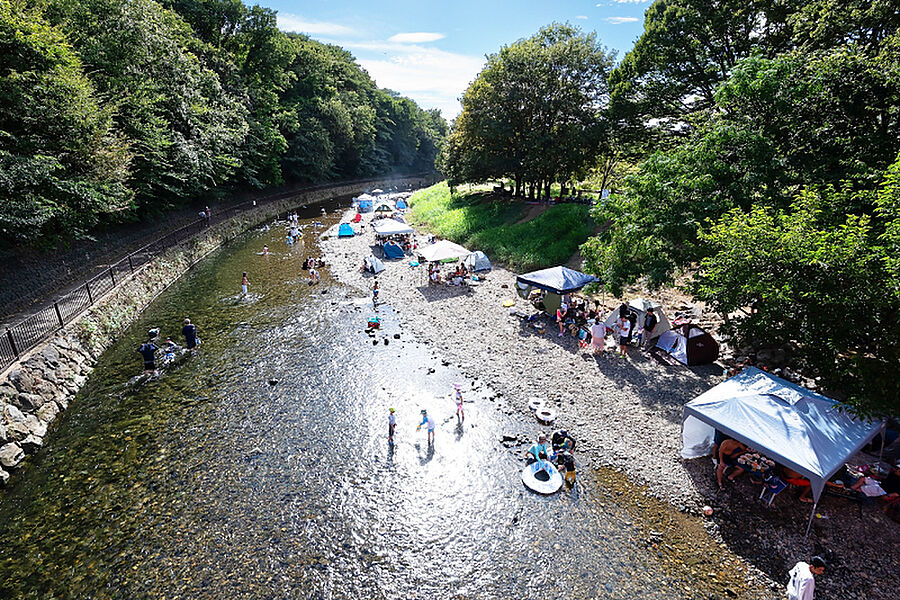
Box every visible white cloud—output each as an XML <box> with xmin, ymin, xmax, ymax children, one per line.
<box><xmin>277</xmin><ymin>14</ymin><xmax>356</xmax><ymax>36</ymax></box>
<box><xmin>604</xmin><ymin>16</ymin><xmax>640</xmax><ymax>24</ymax></box>
<box><xmin>576</xmin><ymin>15</ymin><xmax>589</xmax><ymax>20</ymax></box>
<box><xmin>351</xmin><ymin>43</ymin><xmax>484</xmax><ymax>120</ymax></box>
<box><xmin>388</xmin><ymin>32</ymin><xmax>446</xmax><ymax>44</ymax></box>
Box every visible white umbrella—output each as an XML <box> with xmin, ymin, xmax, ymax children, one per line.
<box><xmin>419</xmin><ymin>240</ymin><xmax>471</xmax><ymax>262</ymax></box>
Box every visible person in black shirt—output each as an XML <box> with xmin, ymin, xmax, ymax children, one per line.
<box><xmin>182</xmin><ymin>318</ymin><xmax>199</xmax><ymax>350</ymax></box>
<box><xmin>138</xmin><ymin>336</ymin><xmax>159</xmax><ymax>375</ymax></box>
<box><xmin>552</xmin><ymin>429</ymin><xmax>577</xmax><ymax>452</ymax></box>
<box><xmin>641</xmin><ymin>308</ymin><xmax>659</xmax><ymax>351</ymax></box>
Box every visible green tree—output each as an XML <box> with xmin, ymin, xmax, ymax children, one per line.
<box><xmin>0</xmin><ymin>0</ymin><xmax>129</xmax><ymax>243</ymax></box>
<box><xmin>443</xmin><ymin>23</ymin><xmax>615</xmax><ymax>197</ymax></box>
<box><xmin>692</xmin><ymin>183</ymin><xmax>899</xmax><ymax>417</ymax></box>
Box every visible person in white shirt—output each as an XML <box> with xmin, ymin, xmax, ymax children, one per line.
<box><xmin>787</xmin><ymin>556</ymin><xmax>826</xmax><ymax>600</ymax></box>
<box><xmin>589</xmin><ymin>319</ymin><xmax>607</xmax><ymax>354</ymax></box>
<box><xmin>616</xmin><ymin>316</ymin><xmax>632</xmax><ymax>357</ymax></box>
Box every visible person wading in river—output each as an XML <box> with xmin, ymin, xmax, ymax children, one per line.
<box><xmin>417</xmin><ymin>409</ymin><xmax>435</xmax><ymax>444</ymax></box>
<box><xmin>453</xmin><ymin>384</ymin><xmax>464</xmax><ymax>422</ymax></box>
<box><xmin>388</xmin><ymin>407</ymin><xmax>396</xmax><ymax>445</ymax></box>
<box><xmin>138</xmin><ymin>331</ymin><xmax>160</xmax><ymax>376</ymax></box>
<box><xmin>182</xmin><ymin>318</ymin><xmax>199</xmax><ymax>351</ymax></box>
<box><xmin>241</xmin><ymin>272</ymin><xmax>250</xmax><ymax>296</ymax></box>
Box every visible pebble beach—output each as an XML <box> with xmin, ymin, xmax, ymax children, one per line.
<box><xmin>320</xmin><ymin>196</ymin><xmax>900</xmax><ymax>600</ymax></box>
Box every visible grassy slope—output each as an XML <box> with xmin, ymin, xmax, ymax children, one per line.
<box><xmin>407</xmin><ymin>182</ymin><xmax>594</xmax><ymax>271</ymax></box>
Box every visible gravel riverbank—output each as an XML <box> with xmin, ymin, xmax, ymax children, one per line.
<box><xmin>320</xmin><ymin>202</ymin><xmax>900</xmax><ymax>600</ymax></box>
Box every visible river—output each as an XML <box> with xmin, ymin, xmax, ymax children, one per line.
<box><xmin>0</xmin><ymin>199</ymin><xmax>743</xmax><ymax>599</ymax></box>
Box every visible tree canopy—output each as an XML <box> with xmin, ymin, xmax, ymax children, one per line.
<box><xmin>0</xmin><ymin>0</ymin><xmax>446</xmax><ymax>246</ymax></box>
<box><xmin>582</xmin><ymin>1</ymin><xmax>900</xmax><ymax>416</ymax></box>
<box><xmin>439</xmin><ymin>23</ymin><xmax>615</xmax><ymax>198</ymax></box>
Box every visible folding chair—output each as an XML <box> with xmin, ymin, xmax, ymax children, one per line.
<box><xmin>760</xmin><ymin>475</ymin><xmax>787</xmax><ymax>506</ymax></box>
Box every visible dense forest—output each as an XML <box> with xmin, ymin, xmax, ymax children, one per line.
<box><xmin>441</xmin><ymin>1</ymin><xmax>899</xmax><ymax>417</ymax></box>
<box><xmin>0</xmin><ymin>0</ymin><xmax>447</xmax><ymax>246</ymax></box>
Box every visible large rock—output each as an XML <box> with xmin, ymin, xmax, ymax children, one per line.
<box><xmin>0</xmin><ymin>467</ymin><xmax>8</xmax><ymax>486</ymax></box>
<box><xmin>0</xmin><ymin>384</ymin><xmax>16</xmax><ymax>401</ymax></box>
<box><xmin>5</xmin><ymin>421</ymin><xmax>30</xmax><ymax>441</ymax></box>
<box><xmin>41</xmin><ymin>345</ymin><xmax>61</xmax><ymax>366</ymax></box>
<box><xmin>55</xmin><ymin>397</ymin><xmax>69</xmax><ymax>411</ymax></box>
<box><xmin>24</xmin><ymin>415</ymin><xmax>47</xmax><ymax>438</ymax></box>
<box><xmin>37</xmin><ymin>401</ymin><xmax>60</xmax><ymax>423</ymax></box>
<box><xmin>8</xmin><ymin>369</ymin><xmax>34</xmax><ymax>393</ymax></box>
<box><xmin>0</xmin><ymin>422</ymin><xmax>7</xmax><ymax>443</ymax></box>
<box><xmin>16</xmin><ymin>393</ymin><xmax>44</xmax><ymax>411</ymax></box>
<box><xmin>0</xmin><ymin>442</ymin><xmax>24</xmax><ymax>469</ymax></box>
<box><xmin>19</xmin><ymin>434</ymin><xmax>43</xmax><ymax>454</ymax></box>
<box><xmin>4</xmin><ymin>404</ymin><xmax>26</xmax><ymax>423</ymax></box>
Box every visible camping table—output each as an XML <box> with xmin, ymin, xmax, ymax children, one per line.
<box><xmin>737</xmin><ymin>452</ymin><xmax>775</xmax><ymax>483</ymax></box>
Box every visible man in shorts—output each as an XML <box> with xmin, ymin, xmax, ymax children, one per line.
<box><xmin>388</xmin><ymin>408</ymin><xmax>396</xmax><ymax>445</ymax></box>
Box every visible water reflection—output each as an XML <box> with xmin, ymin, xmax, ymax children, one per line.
<box><xmin>1</xmin><ymin>200</ymin><xmax>699</xmax><ymax>599</ymax></box>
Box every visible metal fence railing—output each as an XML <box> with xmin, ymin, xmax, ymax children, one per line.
<box><xmin>0</xmin><ymin>173</ymin><xmax>434</xmax><ymax>373</ymax></box>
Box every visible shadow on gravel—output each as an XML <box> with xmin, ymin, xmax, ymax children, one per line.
<box><xmin>415</xmin><ymin>285</ymin><xmax>473</xmax><ymax>303</ymax></box>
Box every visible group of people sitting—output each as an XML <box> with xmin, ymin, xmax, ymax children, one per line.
<box><xmin>525</xmin><ymin>430</ymin><xmax>578</xmax><ymax>486</ymax></box>
<box><xmin>540</xmin><ymin>297</ymin><xmax>660</xmax><ymax>358</ymax></box>
<box><xmin>375</xmin><ymin>234</ymin><xmax>416</xmax><ymax>253</ymax></box>
<box><xmin>428</xmin><ymin>262</ymin><xmax>468</xmax><ymax>286</ymax></box>
<box><xmin>715</xmin><ymin>434</ymin><xmax>900</xmax><ymax>517</ymax></box>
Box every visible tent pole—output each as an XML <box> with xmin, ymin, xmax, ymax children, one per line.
<box><xmin>804</xmin><ymin>499</ymin><xmax>819</xmax><ymax>539</ymax></box>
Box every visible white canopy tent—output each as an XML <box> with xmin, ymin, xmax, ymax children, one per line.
<box><xmin>373</xmin><ymin>220</ymin><xmax>414</xmax><ymax>236</ymax></box>
<box><xmin>419</xmin><ymin>240</ymin><xmax>471</xmax><ymax>262</ymax></box>
<box><xmin>682</xmin><ymin>367</ymin><xmax>885</xmax><ymax>535</ymax></box>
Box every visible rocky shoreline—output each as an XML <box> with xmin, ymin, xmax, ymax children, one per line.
<box><xmin>320</xmin><ymin>200</ymin><xmax>900</xmax><ymax>600</ymax></box>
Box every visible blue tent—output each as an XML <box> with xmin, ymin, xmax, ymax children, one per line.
<box><xmin>338</xmin><ymin>223</ymin><xmax>355</xmax><ymax>238</ymax></box>
<box><xmin>395</xmin><ymin>199</ymin><xmax>408</xmax><ymax>210</ymax></box>
<box><xmin>383</xmin><ymin>242</ymin><xmax>404</xmax><ymax>259</ymax></box>
<box><xmin>358</xmin><ymin>199</ymin><xmax>373</xmax><ymax>213</ymax></box>
<box><xmin>516</xmin><ymin>266</ymin><xmax>597</xmax><ymax>294</ymax></box>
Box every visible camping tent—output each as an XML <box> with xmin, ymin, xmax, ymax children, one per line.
<box><xmin>395</xmin><ymin>199</ymin><xmax>408</xmax><ymax>210</ymax></box>
<box><xmin>419</xmin><ymin>240</ymin><xmax>471</xmax><ymax>262</ymax></box>
<box><xmin>365</xmin><ymin>255</ymin><xmax>385</xmax><ymax>274</ymax></box>
<box><xmin>604</xmin><ymin>298</ymin><xmax>671</xmax><ymax>341</ymax></box>
<box><xmin>374</xmin><ymin>219</ymin><xmax>414</xmax><ymax>236</ymax></box>
<box><xmin>464</xmin><ymin>251</ymin><xmax>492</xmax><ymax>271</ymax></box>
<box><xmin>371</xmin><ymin>188</ymin><xmax>384</xmax><ymax>194</ymax></box>
<box><xmin>373</xmin><ymin>202</ymin><xmax>394</xmax><ymax>213</ymax></box>
<box><xmin>383</xmin><ymin>242</ymin><xmax>404</xmax><ymax>259</ymax></box>
<box><xmin>358</xmin><ymin>199</ymin><xmax>373</xmax><ymax>213</ymax></box>
<box><xmin>338</xmin><ymin>223</ymin><xmax>355</xmax><ymax>238</ymax></box>
<box><xmin>656</xmin><ymin>324</ymin><xmax>719</xmax><ymax>365</ymax></box>
<box><xmin>682</xmin><ymin>367</ymin><xmax>885</xmax><ymax>535</ymax></box>
<box><xmin>516</xmin><ymin>266</ymin><xmax>596</xmax><ymax>294</ymax></box>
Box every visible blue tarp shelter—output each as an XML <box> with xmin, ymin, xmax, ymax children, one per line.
<box><xmin>383</xmin><ymin>242</ymin><xmax>404</xmax><ymax>259</ymax></box>
<box><xmin>515</xmin><ymin>266</ymin><xmax>597</xmax><ymax>294</ymax></box>
<box><xmin>395</xmin><ymin>199</ymin><xmax>408</xmax><ymax>210</ymax></box>
<box><xmin>338</xmin><ymin>223</ymin><xmax>355</xmax><ymax>238</ymax></box>
<box><xmin>682</xmin><ymin>367</ymin><xmax>885</xmax><ymax>535</ymax></box>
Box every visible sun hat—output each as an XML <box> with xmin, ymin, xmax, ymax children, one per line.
<box><xmin>389</xmin><ymin>408</ymin><xmax>395</xmax><ymax>413</ymax></box>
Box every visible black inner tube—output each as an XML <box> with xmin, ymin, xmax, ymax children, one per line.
<box><xmin>534</xmin><ymin>469</ymin><xmax>550</xmax><ymax>482</ymax></box>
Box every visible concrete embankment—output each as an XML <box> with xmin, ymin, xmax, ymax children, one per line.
<box><xmin>0</xmin><ymin>175</ymin><xmax>433</xmax><ymax>486</ymax></box>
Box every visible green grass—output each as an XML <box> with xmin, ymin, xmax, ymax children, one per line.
<box><xmin>407</xmin><ymin>182</ymin><xmax>594</xmax><ymax>271</ymax></box>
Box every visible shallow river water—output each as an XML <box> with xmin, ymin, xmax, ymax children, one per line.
<box><xmin>0</xmin><ymin>201</ymin><xmax>748</xmax><ymax>599</ymax></box>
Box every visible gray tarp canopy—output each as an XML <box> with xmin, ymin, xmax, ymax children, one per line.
<box><xmin>373</xmin><ymin>219</ymin><xmax>414</xmax><ymax>236</ymax></box>
<box><xmin>682</xmin><ymin>367</ymin><xmax>885</xmax><ymax>534</ymax></box>
<box><xmin>515</xmin><ymin>266</ymin><xmax>597</xmax><ymax>294</ymax></box>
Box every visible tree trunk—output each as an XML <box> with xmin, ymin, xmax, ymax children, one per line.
<box><xmin>528</xmin><ymin>182</ymin><xmax>535</xmax><ymax>200</ymax></box>
<box><xmin>515</xmin><ymin>176</ymin><xmax>522</xmax><ymax>197</ymax></box>
<box><xmin>544</xmin><ymin>180</ymin><xmax>551</xmax><ymax>199</ymax></box>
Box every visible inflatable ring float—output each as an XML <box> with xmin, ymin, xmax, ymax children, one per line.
<box><xmin>527</xmin><ymin>397</ymin><xmax>545</xmax><ymax>411</ymax></box>
<box><xmin>521</xmin><ymin>460</ymin><xmax>563</xmax><ymax>494</ymax></box>
<box><xmin>536</xmin><ymin>407</ymin><xmax>557</xmax><ymax>424</ymax></box>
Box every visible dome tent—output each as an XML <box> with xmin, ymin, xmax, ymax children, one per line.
<box><xmin>604</xmin><ymin>298</ymin><xmax>671</xmax><ymax>341</ymax></box>
<box><xmin>463</xmin><ymin>251</ymin><xmax>491</xmax><ymax>271</ymax></box>
<box><xmin>655</xmin><ymin>324</ymin><xmax>719</xmax><ymax>366</ymax></box>
<box><xmin>338</xmin><ymin>223</ymin><xmax>356</xmax><ymax>238</ymax></box>
<box><xmin>364</xmin><ymin>255</ymin><xmax>385</xmax><ymax>274</ymax></box>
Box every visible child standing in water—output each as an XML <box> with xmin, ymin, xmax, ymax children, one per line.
<box><xmin>417</xmin><ymin>409</ymin><xmax>435</xmax><ymax>444</ymax></box>
<box><xmin>241</xmin><ymin>272</ymin><xmax>250</xmax><ymax>295</ymax></box>
<box><xmin>453</xmin><ymin>383</ymin><xmax>464</xmax><ymax>421</ymax></box>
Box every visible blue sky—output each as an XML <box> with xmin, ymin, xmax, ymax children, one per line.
<box><xmin>264</xmin><ymin>0</ymin><xmax>651</xmax><ymax>120</ymax></box>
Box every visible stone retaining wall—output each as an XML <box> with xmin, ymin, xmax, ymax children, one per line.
<box><xmin>0</xmin><ymin>175</ymin><xmax>434</xmax><ymax>486</ymax></box>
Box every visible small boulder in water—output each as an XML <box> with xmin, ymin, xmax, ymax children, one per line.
<box><xmin>268</xmin><ymin>378</ymin><xmax>279</xmax><ymax>386</ymax></box>
<box><xmin>393</xmin><ymin>333</ymin><xmax>400</xmax><ymax>339</ymax></box>
<box><xmin>383</xmin><ymin>339</ymin><xmax>389</xmax><ymax>345</ymax></box>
